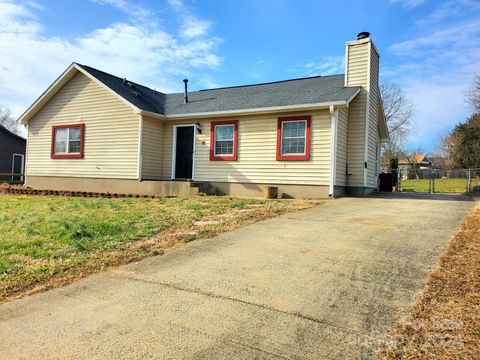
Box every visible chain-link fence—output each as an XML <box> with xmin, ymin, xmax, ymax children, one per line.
<box><xmin>396</xmin><ymin>168</ymin><xmax>480</xmax><ymax>193</ymax></box>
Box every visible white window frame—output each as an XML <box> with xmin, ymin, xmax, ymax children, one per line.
<box><xmin>214</xmin><ymin>124</ymin><xmax>235</xmax><ymax>156</ymax></box>
<box><xmin>281</xmin><ymin>120</ymin><xmax>307</xmax><ymax>156</ymax></box>
<box><xmin>54</xmin><ymin>127</ymin><xmax>81</xmax><ymax>155</ymax></box>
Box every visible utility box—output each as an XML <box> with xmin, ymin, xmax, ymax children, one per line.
<box><xmin>264</xmin><ymin>186</ymin><xmax>278</xmax><ymax>199</ymax></box>
<box><xmin>379</xmin><ymin>173</ymin><xmax>393</xmax><ymax>192</ymax></box>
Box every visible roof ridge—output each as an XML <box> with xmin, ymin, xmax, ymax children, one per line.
<box><xmin>76</xmin><ymin>63</ymin><xmax>346</xmax><ymax>95</ymax></box>
<box><xmin>198</xmin><ymin>74</ymin><xmax>345</xmax><ymax>92</ymax></box>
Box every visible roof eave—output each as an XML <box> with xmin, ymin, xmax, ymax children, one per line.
<box><xmin>163</xmin><ymin>100</ymin><xmax>350</xmax><ymax>120</ymax></box>
<box><xmin>346</xmin><ymin>87</ymin><xmax>361</xmax><ymax>107</ymax></box>
<box><xmin>18</xmin><ymin>63</ymin><xmax>78</xmax><ymax>124</ymax></box>
<box><xmin>378</xmin><ymin>94</ymin><xmax>389</xmax><ymax>141</ymax></box>
<box><xmin>136</xmin><ymin>110</ymin><xmax>166</xmax><ymax>119</ymax></box>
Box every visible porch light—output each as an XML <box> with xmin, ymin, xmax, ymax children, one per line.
<box><xmin>195</xmin><ymin>122</ymin><xmax>202</xmax><ymax>134</ymax></box>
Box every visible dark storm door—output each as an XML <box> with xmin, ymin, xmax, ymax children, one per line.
<box><xmin>12</xmin><ymin>154</ymin><xmax>24</xmax><ymax>182</ymax></box>
<box><xmin>174</xmin><ymin>126</ymin><xmax>194</xmax><ymax>179</ymax></box>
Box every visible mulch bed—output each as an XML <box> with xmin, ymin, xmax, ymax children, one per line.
<box><xmin>379</xmin><ymin>200</ymin><xmax>480</xmax><ymax>359</ymax></box>
<box><xmin>0</xmin><ymin>183</ymin><xmax>157</xmax><ymax>198</ymax></box>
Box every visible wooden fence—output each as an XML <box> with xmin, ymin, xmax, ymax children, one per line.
<box><xmin>0</xmin><ymin>172</ymin><xmax>24</xmax><ymax>184</ymax></box>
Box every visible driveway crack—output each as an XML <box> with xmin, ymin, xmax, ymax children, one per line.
<box><xmin>109</xmin><ymin>269</ymin><xmax>370</xmax><ymax>339</ymax></box>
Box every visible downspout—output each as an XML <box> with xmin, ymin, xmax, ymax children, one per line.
<box><xmin>329</xmin><ymin>105</ymin><xmax>338</xmax><ymax>197</ymax></box>
<box><xmin>137</xmin><ymin>115</ymin><xmax>143</xmax><ymax>181</ymax></box>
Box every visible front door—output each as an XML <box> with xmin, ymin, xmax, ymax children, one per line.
<box><xmin>174</xmin><ymin>126</ymin><xmax>194</xmax><ymax>179</ymax></box>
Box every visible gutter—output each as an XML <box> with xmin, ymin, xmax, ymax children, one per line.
<box><xmin>137</xmin><ymin>100</ymin><xmax>350</xmax><ymax>120</ymax></box>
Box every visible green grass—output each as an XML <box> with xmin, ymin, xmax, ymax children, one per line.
<box><xmin>400</xmin><ymin>178</ymin><xmax>468</xmax><ymax>193</ymax></box>
<box><xmin>0</xmin><ymin>194</ymin><xmax>318</xmax><ymax>301</ymax></box>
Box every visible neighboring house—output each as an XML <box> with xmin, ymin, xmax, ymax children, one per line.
<box><xmin>398</xmin><ymin>155</ymin><xmax>433</xmax><ymax>180</ymax></box>
<box><xmin>398</xmin><ymin>155</ymin><xmax>433</xmax><ymax>171</ymax></box>
<box><xmin>0</xmin><ymin>124</ymin><xmax>26</xmax><ymax>182</ymax></box>
<box><xmin>19</xmin><ymin>32</ymin><xmax>388</xmax><ymax>198</ymax></box>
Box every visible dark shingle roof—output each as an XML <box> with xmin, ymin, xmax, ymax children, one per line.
<box><xmin>77</xmin><ymin>64</ymin><xmax>167</xmax><ymax>114</ymax></box>
<box><xmin>0</xmin><ymin>124</ymin><xmax>26</xmax><ymax>141</ymax></box>
<box><xmin>77</xmin><ymin>64</ymin><xmax>359</xmax><ymax>117</ymax></box>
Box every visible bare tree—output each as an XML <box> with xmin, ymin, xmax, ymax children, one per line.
<box><xmin>433</xmin><ymin>134</ymin><xmax>463</xmax><ymax>177</ymax></box>
<box><xmin>0</xmin><ymin>108</ymin><xmax>22</xmax><ymax>135</ymax></box>
<box><xmin>466</xmin><ymin>75</ymin><xmax>480</xmax><ymax>113</ymax></box>
<box><xmin>380</xmin><ymin>82</ymin><xmax>415</xmax><ymax>167</ymax></box>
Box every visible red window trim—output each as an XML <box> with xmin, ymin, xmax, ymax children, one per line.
<box><xmin>210</xmin><ymin>120</ymin><xmax>238</xmax><ymax>161</ymax></box>
<box><xmin>276</xmin><ymin>116</ymin><xmax>311</xmax><ymax>161</ymax></box>
<box><xmin>51</xmin><ymin>124</ymin><xmax>85</xmax><ymax>159</ymax></box>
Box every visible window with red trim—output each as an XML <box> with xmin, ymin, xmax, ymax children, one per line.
<box><xmin>51</xmin><ymin>124</ymin><xmax>85</xmax><ymax>159</ymax></box>
<box><xmin>210</xmin><ymin>120</ymin><xmax>238</xmax><ymax>161</ymax></box>
<box><xmin>276</xmin><ymin>116</ymin><xmax>311</xmax><ymax>161</ymax></box>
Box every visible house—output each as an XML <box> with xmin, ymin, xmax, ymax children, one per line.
<box><xmin>0</xmin><ymin>124</ymin><xmax>26</xmax><ymax>182</ymax></box>
<box><xmin>398</xmin><ymin>155</ymin><xmax>433</xmax><ymax>171</ymax></box>
<box><xmin>18</xmin><ymin>32</ymin><xmax>388</xmax><ymax>198</ymax></box>
<box><xmin>398</xmin><ymin>155</ymin><xmax>433</xmax><ymax>180</ymax></box>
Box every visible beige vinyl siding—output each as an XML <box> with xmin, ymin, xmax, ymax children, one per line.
<box><xmin>366</xmin><ymin>46</ymin><xmax>380</xmax><ymax>188</ymax></box>
<box><xmin>335</xmin><ymin>108</ymin><xmax>348</xmax><ymax>186</ymax></box>
<box><xmin>161</xmin><ymin>110</ymin><xmax>331</xmax><ymax>185</ymax></box>
<box><xmin>26</xmin><ymin>72</ymin><xmax>140</xmax><ymax>179</ymax></box>
<box><xmin>345</xmin><ymin>40</ymin><xmax>382</xmax><ymax>189</ymax></box>
<box><xmin>346</xmin><ymin>92</ymin><xmax>367</xmax><ymax>187</ymax></box>
<box><xmin>141</xmin><ymin>115</ymin><xmax>164</xmax><ymax>180</ymax></box>
<box><xmin>346</xmin><ymin>43</ymin><xmax>369</xmax><ymax>87</ymax></box>
<box><xmin>345</xmin><ymin>40</ymin><xmax>371</xmax><ymax>188</ymax></box>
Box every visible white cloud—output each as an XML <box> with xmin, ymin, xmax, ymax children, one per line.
<box><xmin>294</xmin><ymin>56</ymin><xmax>345</xmax><ymax>77</ymax></box>
<box><xmin>390</xmin><ymin>0</ymin><xmax>427</xmax><ymax>10</ymax></box>
<box><xmin>167</xmin><ymin>0</ymin><xmax>213</xmax><ymax>39</ymax></box>
<box><xmin>92</xmin><ymin>0</ymin><xmax>154</xmax><ymax>20</ymax></box>
<box><xmin>0</xmin><ymin>0</ymin><xmax>223</xmax><ymax>117</ymax></box>
<box><xmin>390</xmin><ymin>19</ymin><xmax>480</xmax><ymax>56</ymax></box>
<box><xmin>415</xmin><ymin>0</ymin><xmax>480</xmax><ymax>26</ymax></box>
<box><xmin>384</xmin><ymin>17</ymin><xmax>480</xmax><ymax>150</ymax></box>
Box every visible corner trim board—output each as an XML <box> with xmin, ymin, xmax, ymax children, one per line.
<box><xmin>137</xmin><ymin>115</ymin><xmax>143</xmax><ymax>180</ymax></box>
<box><xmin>329</xmin><ymin>105</ymin><xmax>337</xmax><ymax>196</ymax></box>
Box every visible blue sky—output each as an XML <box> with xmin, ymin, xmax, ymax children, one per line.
<box><xmin>1</xmin><ymin>0</ymin><xmax>479</xmax><ymax>151</ymax></box>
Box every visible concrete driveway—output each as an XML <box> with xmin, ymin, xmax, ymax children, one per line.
<box><xmin>0</xmin><ymin>194</ymin><xmax>473</xmax><ymax>359</ymax></box>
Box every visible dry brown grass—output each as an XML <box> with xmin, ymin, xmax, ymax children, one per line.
<box><xmin>379</xmin><ymin>200</ymin><xmax>480</xmax><ymax>359</ymax></box>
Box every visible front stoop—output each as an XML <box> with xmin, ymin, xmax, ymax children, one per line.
<box><xmin>190</xmin><ymin>182</ymin><xmax>224</xmax><ymax>196</ymax></box>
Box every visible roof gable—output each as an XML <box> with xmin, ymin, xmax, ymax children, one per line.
<box><xmin>19</xmin><ymin>63</ymin><xmax>142</xmax><ymax>124</ymax></box>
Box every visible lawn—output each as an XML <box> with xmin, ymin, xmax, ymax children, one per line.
<box><xmin>400</xmin><ymin>178</ymin><xmax>468</xmax><ymax>193</ymax></box>
<box><xmin>0</xmin><ymin>194</ymin><xmax>318</xmax><ymax>302</ymax></box>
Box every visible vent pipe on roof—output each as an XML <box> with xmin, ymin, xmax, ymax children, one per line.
<box><xmin>357</xmin><ymin>32</ymin><xmax>370</xmax><ymax>40</ymax></box>
<box><xmin>183</xmin><ymin>79</ymin><xmax>189</xmax><ymax>104</ymax></box>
